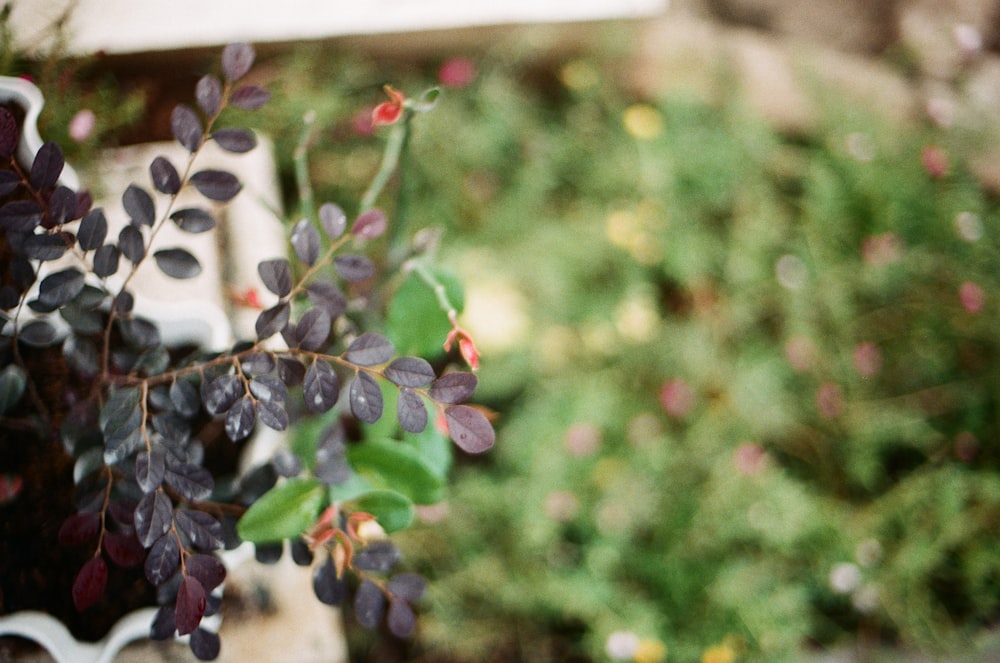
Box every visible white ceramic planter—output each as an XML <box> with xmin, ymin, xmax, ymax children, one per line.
<box><xmin>0</xmin><ymin>75</ymin><xmax>80</xmax><ymax>190</ymax></box>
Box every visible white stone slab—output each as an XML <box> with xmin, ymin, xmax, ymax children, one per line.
<box><xmin>9</xmin><ymin>0</ymin><xmax>668</xmax><ymax>56</ymax></box>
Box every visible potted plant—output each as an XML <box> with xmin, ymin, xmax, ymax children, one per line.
<box><xmin>0</xmin><ymin>42</ymin><xmax>494</xmax><ymax>661</ymax></box>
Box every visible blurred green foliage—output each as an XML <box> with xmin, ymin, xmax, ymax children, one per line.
<box><xmin>346</xmin><ymin>41</ymin><xmax>999</xmax><ymax>663</ymax></box>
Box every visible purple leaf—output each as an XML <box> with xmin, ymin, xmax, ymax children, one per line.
<box><xmin>387</xmin><ymin>573</ymin><xmax>426</xmax><ymax>603</ymax></box>
<box><xmin>257</xmin><ymin>400</ymin><xmax>288</xmax><ymax>431</ymax></box>
<box><xmin>150</xmin><ymin>606</ymin><xmax>176</xmax><ymax>640</ymax></box>
<box><xmin>174</xmin><ymin>510</ymin><xmax>224</xmax><ymax>551</ymax></box>
<box><xmin>203</xmin><ymin>374</ymin><xmax>243</xmax><ymax>415</ymax></box>
<box><xmin>38</xmin><ymin>267</ymin><xmax>84</xmax><ymax>308</ymax></box>
<box><xmin>0</xmin><ymin>170</ymin><xmax>20</xmax><ymax>196</ymax></box>
<box><xmin>78</xmin><ymin>208</ymin><xmax>108</xmax><ymax>251</ymax></box>
<box><xmin>170</xmin><ymin>207</ymin><xmax>216</xmax><ymax>233</ymax></box>
<box><xmin>189</xmin><ymin>628</ymin><xmax>220</xmax><ymax>661</ymax></box>
<box><xmin>222</xmin><ymin>42</ymin><xmax>255</xmax><ymax>81</ymax></box>
<box><xmin>136</xmin><ymin>449</ymin><xmax>166</xmax><ymax>493</ymax></box>
<box><xmin>319</xmin><ymin>202</ymin><xmax>347</xmax><ymax>239</ymax></box>
<box><xmin>254</xmin><ymin>302</ymin><xmax>290</xmax><ymax>340</ymax></box>
<box><xmin>333</xmin><ymin>254</ymin><xmax>375</xmax><ymax>282</ymax></box>
<box><xmin>444</xmin><ymin>405</ymin><xmax>495</xmax><ymax>454</ymax></box>
<box><xmin>396</xmin><ymin>388</ymin><xmax>428</xmax><ymax>434</ymax></box>
<box><xmin>145</xmin><ymin>532</ymin><xmax>181</xmax><ymax>585</ymax></box>
<box><xmin>212</xmin><ymin>128</ymin><xmax>256</xmax><ymax>153</ymax></box>
<box><xmin>103</xmin><ymin>532</ymin><xmax>145</xmax><ymax>568</ymax></box>
<box><xmin>29</xmin><ymin>141</ymin><xmax>64</xmax><ymax>191</ymax></box>
<box><xmin>305</xmin><ymin>282</ymin><xmax>347</xmax><ymax>318</ymax></box>
<box><xmin>0</xmin><ymin>200</ymin><xmax>43</xmax><ymax>232</ymax></box>
<box><xmin>344</xmin><ymin>332</ymin><xmax>394</xmax><ymax>366</ymax></box>
<box><xmin>154</xmin><ymin>248</ymin><xmax>202</xmax><ymax>279</ymax></box>
<box><xmin>249</xmin><ymin>374</ymin><xmax>287</xmax><ymax>402</ymax></box>
<box><xmin>384</xmin><ymin>357</ymin><xmax>435</xmax><ymax>388</ymax></box>
<box><xmin>92</xmin><ymin>244</ymin><xmax>120</xmax><ymax>277</ymax></box>
<box><xmin>295</xmin><ymin>307</ymin><xmax>331</xmax><ymax>351</ymax></box>
<box><xmin>353</xmin><ymin>540</ymin><xmax>401</xmax><ymax>572</ymax></box>
<box><xmin>257</xmin><ymin>258</ymin><xmax>292</xmax><ymax>297</ymax></box>
<box><xmin>22</xmin><ymin>233</ymin><xmax>68</xmax><ymax>261</ymax></box>
<box><xmin>165</xmin><ymin>462</ymin><xmax>214</xmax><ymax>501</ymax></box>
<box><xmin>303</xmin><ymin>360</ymin><xmax>340</xmax><ymax>414</ymax></box>
<box><xmin>175</xmin><ymin>575</ymin><xmax>207</xmax><ymax>636</ymax></box>
<box><xmin>171</xmin><ymin>104</ymin><xmax>203</xmax><ymax>152</ymax></box>
<box><xmin>229</xmin><ymin>84</ymin><xmax>269</xmax><ymax>110</ymax></box>
<box><xmin>351</xmin><ymin>208</ymin><xmax>387</xmax><ymax>240</ymax></box>
<box><xmin>225</xmin><ymin>395</ymin><xmax>256</xmax><ymax>442</ymax></box>
<box><xmin>195</xmin><ymin>75</ymin><xmax>223</xmax><ymax>116</ymax></box>
<box><xmin>185</xmin><ymin>554</ymin><xmax>226</xmax><ymax>591</ymax></box>
<box><xmin>349</xmin><ymin>371</ymin><xmax>383</xmax><ymax>424</ymax></box>
<box><xmin>290</xmin><ymin>218</ymin><xmax>320</xmax><ymax>266</ymax></box>
<box><xmin>135</xmin><ymin>490</ymin><xmax>174</xmax><ymax>548</ymax></box>
<box><xmin>72</xmin><ymin>556</ymin><xmax>107</xmax><ymax>611</ymax></box>
<box><xmin>123</xmin><ymin>184</ymin><xmax>155</xmax><ymax>226</ymax></box>
<box><xmin>190</xmin><ymin>169</ymin><xmax>241</xmax><ymax>201</ymax></box>
<box><xmin>0</xmin><ymin>107</ymin><xmax>18</xmax><ymax>159</ymax></box>
<box><xmin>118</xmin><ymin>224</ymin><xmax>145</xmax><ymax>263</ymax></box>
<box><xmin>150</xmin><ymin>156</ymin><xmax>181</xmax><ymax>195</ymax></box>
<box><xmin>355</xmin><ymin>579</ymin><xmax>386</xmax><ymax>630</ymax></box>
<box><xmin>57</xmin><ymin>512</ymin><xmax>101</xmax><ymax>546</ymax></box>
<box><xmin>387</xmin><ymin>598</ymin><xmax>417</xmax><ymax>638</ymax></box>
<box><xmin>312</xmin><ymin>556</ymin><xmax>345</xmax><ymax>605</ymax></box>
<box><xmin>428</xmin><ymin>371</ymin><xmax>478</xmax><ymax>404</ymax></box>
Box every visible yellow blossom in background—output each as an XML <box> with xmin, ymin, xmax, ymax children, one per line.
<box><xmin>623</xmin><ymin>104</ymin><xmax>664</xmax><ymax>140</ymax></box>
<box><xmin>559</xmin><ymin>59</ymin><xmax>600</xmax><ymax>90</ymax></box>
<box><xmin>701</xmin><ymin>642</ymin><xmax>736</xmax><ymax>663</ymax></box>
<box><xmin>615</xmin><ymin>293</ymin><xmax>660</xmax><ymax>343</ymax></box>
<box><xmin>536</xmin><ymin>324</ymin><xmax>578</xmax><ymax>372</ymax></box>
<box><xmin>633</xmin><ymin>637</ymin><xmax>668</xmax><ymax>663</ymax></box>
<box><xmin>605</xmin><ymin>208</ymin><xmax>663</xmax><ymax>265</ymax></box>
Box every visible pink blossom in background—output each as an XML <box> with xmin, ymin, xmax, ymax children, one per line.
<box><xmin>659</xmin><ymin>378</ymin><xmax>695</xmax><ymax>418</ymax></box>
<box><xmin>960</xmin><ymin>281</ymin><xmax>985</xmax><ymax>313</ymax></box>
<box><xmin>816</xmin><ymin>382</ymin><xmax>844</xmax><ymax>418</ymax></box>
<box><xmin>733</xmin><ymin>442</ymin><xmax>767</xmax><ymax>476</ymax></box>
<box><xmin>921</xmin><ymin>145</ymin><xmax>949</xmax><ymax>179</ymax></box>
<box><xmin>785</xmin><ymin>335</ymin><xmax>818</xmax><ymax>372</ymax></box>
<box><xmin>853</xmin><ymin>341</ymin><xmax>882</xmax><ymax>378</ymax></box>
<box><xmin>563</xmin><ymin>422</ymin><xmax>601</xmax><ymax>457</ymax></box>
<box><xmin>861</xmin><ymin>232</ymin><xmax>903</xmax><ymax>267</ymax></box>
<box><xmin>544</xmin><ymin>490</ymin><xmax>580</xmax><ymax>522</ymax></box>
<box><xmin>438</xmin><ymin>57</ymin><xmax>477</xmax><ymax>88</ymax></box>
<box><xmin>68</xmin><ymin>109</ymin><xmax>96</xmax><ymax>142</ymax></box>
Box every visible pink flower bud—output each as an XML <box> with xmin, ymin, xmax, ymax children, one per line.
<box><xmin>853</xmin><ymin>341</ymin><xmax>882</xmax><ymax>378</ymax></box>
<box><xmin>438</xmin><ymin>57</ymin><xmax>477</xmax><ymax>89</ymax></box>
<box><xmin>816</xmin><ymin>382</ymin><xmax>843</xmax><ymax>419</ymax></box>
<box><xmin>921</xmin><ymin>145</ymin><xmax>949</xmax><ymax>179</ymax></box>
<box><xmin>659</xmin><ymin>379</ymin><xmax>694</xmax><ymax>418</ymax></box>
<box><xmin>68</xmin><ymin>109</ymin><xmax>96</xmax><ymax>143</ymax></box>
<box><xmin>960</xmin><ymin>281</ymin><xmax>985</xmax><ymax>313</ymax></box>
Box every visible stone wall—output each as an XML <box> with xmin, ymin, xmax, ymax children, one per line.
<box><xmin>631</xmin><ymin>0</ymin><xmax>1000</xmax><ymax>189</ymax></box>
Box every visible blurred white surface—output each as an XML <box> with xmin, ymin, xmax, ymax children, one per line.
<box><xmin>9</xmin><ymin>0</ymin><xmax>668</xmax><ymax>55</ymax></box>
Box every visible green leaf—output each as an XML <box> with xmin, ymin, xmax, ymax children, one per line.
<box><xmin>0</xmin><ymin>364</ymin><xmax>26</xmax><ymax>414</ymax></box>
<box><xmin>385</xmin><ymin>269</ymin><xmax>464</xmax><ymax>357</ymax></box>
<box><xmin>348</xmin><ymin>438</ymin><xmax>445</xmax><ymax>505</ymax></box>
<box><xmin>352</xmin><ymin>490</ymin><xmax>414</xmax><ymax>533</ymax></box>
<box><xmin>236</xmin><ymin>478</ymin><xmax>324</xmax><ymax>543</ymax></box>
<box><xmin>327</xmin><ymin>474</ymin><xmax>373</xmax><ymax>503</ymax></box>
<box><xmin>402</xmin><ymin>420</ymin><xmax>452</xmax><ymax>481</ymax></box>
